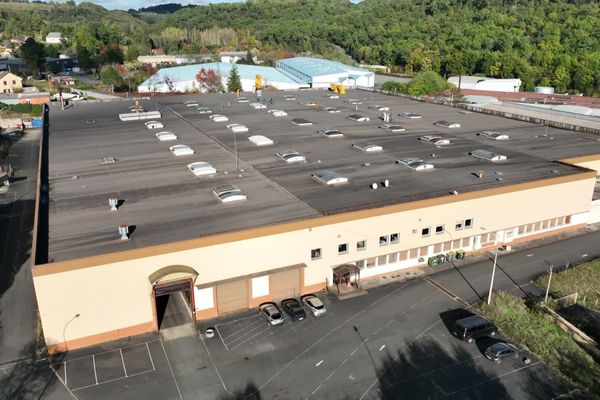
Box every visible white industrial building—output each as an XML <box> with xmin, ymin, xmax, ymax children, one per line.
<box><xmin>448</xmin><ymin>76</ymin><xmax>521</xmax><ymax>93</ymax></box>
<box><xmin>276</xmin><ymin>57</ymin><xmax>374</xmax><ymax>88</ymax></box>
<box><xmin>138</xmin><ymin>62</ymin><xmax>301</xmax><ymax>93</ymax></box>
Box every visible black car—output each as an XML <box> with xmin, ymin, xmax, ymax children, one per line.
<box><xmin>281</xmin><ymin>298</ymin><xmax>306</xmax><ymax>321</ymax></box>
<box><xmin>452</xmin><ymin>315</ymin><xmax>497</xmax><ymax>343</ymax></box>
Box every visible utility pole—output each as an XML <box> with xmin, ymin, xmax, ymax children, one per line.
<box><xmin>544</xmin><ymin>265</ymin><xmax>554</xmax><ymax>304</ymax></box>
<box><xmin>487</xmin><ymin>233</ymin><xmax>500</xmax><ymax>305</ymax></box>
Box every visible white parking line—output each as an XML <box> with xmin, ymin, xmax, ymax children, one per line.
<box><xmin>119</xmin><ymin>349</ymin><xmax>127</xmax><ymax>377</ymax></box>
<box><xmin>92</xmin><ymin>355</ymin><xmax>98</xmax><ymax>385</ymax></box>
<box><xmin>160</xmin><ymin>340</ymin><xmax>183</xmax><ymax>400</ymax></box>
<box><xmin>227</xmin><ymin>326</ymin><xmax>271</xmax><ymax>351</ymax></box>
<box><xmin>146</xmin><ymin>342</ymin><xmax>155</xmax><ymax>371</ymax></box>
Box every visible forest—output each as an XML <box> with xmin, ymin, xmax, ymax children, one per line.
<box><xmin>0</xmin><ymin>0</ymin><xmax>598</xmax><ymax>95</ymax></box>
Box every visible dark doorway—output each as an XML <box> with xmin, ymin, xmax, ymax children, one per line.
<box><xmin>154</xmin><ymin>279</ymin><xmax>194</xmax><ymax>330</ymax></box>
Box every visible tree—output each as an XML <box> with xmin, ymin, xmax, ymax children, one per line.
<box><xmin>125</xmin><ymin>46</ymin><xmax>140</xmax><ymax>63</ymax></box>
<box><xmin>100</xmin><ymin>65</ymin><xmax>123</xmax><ymax>94</ymax></box>
<box><xmin>76</xmin><ymin>45</ymin><xmax>96</xmax><ymax>71</ymax></box>
<box><xmin>406</xmin><ymin>71</ymin><xmax>452</xmax><ymax>96</ymax></box>
<box><xmin>227</xmin><ymin>65</ymin><xmax>242</xmax><ymax>93</ymax></box>
<box><xmin>99</xmin><ymin>44</ymin><xmax>124</xmax><ymax>65</ymax></box>
<box><xmin>195</xmin><ymin>67</ymin><xmax>223</xmax><ymax>93</ymax></box>
<box><xmin>19</xmin><ymin>38</ymin><xmax>45</xmax><ymax>77</ymax></box>
<box><xmin>236</xmin><ymin>50</ymin><xmax>255</xmax><ymax>65</ymax></box>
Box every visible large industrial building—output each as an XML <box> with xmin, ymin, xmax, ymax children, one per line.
<box><xmin>32</xmin><ymin>90</ymin><xmax>600</xmax><ymax>353</ymax></box>
<box><xmin>448</xmin><ymin>75</ymin><xmax>522</xmax><ymax>93</ymax></box>
<box><xmin>138</xmin><ymin>57</ymin><xmax>375</xmax><ymax>93</ymax></box>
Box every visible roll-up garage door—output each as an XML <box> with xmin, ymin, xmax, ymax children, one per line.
<box><xmin>270</xmin><ymin>268</ymin><xmax>300</xmax><ymax>300</ymax></box>
<box><xmin>154</xmin><ymin>279</ymin><xmax>192</xmax><ymax>296</ymax></box>
<box><xmin>217</xmin><ymin>280</ymin><xmax>248</xmax><ymax>314</ymax></box>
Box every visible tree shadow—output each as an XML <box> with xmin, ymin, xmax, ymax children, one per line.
<box><xmin>218</xmin><ymin>382</ymin><xmax>262</xmax><ymax>400</ymax></box>
<box><xmin>0</xmin><ymin>339</ymin><xmax>66</xmax><ymax>400</ymax></box>
<box><xmin>375</xmin><ymin>337</ymin><xmax>510</xmax><ymax>399</ymax></box>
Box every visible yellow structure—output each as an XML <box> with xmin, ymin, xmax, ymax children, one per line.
<box><xmin>0</xmin><ymin>71</ymin><xmax>22</xmax><ymax>94</ymax></box>
<box><xmin>255</xmin><ymin>74</ymin><xmax>263</xmax><ymax>91</ymax></box>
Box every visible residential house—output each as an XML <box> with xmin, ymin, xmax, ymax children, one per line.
<box><xmin>45</xmin><ymin>32</ymin><xmax>63</xmax><ymax>45</ymax></box>
<box><xmin>0</xmin><ymin>71</ymin><xmax>22</xmax><ymax>93</ymax></box>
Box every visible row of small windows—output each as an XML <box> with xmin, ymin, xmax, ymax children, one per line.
<box><xmin>421</xmin><ymin>218</ymin><xmax>473</xmax><ymax>237</ymax></box>
<box><xmin>311</xmin><ymin>232</ymin><xmax>401</xmax><ymax>260</ymax></box>
<box><xmin>2</xmin><ymin>80</ymin><xmax>17</xmax><ymax>85</ymax></box>
<box><xmin>517</xmin><ymin>216</ymin><xmax>571</xmax><ymax>235</ymax></box>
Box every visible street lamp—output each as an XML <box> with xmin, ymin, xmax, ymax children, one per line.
<box><xmin>62</xmin><ymin>313</ymin><xmax>80</xmax><ymax>352</ymax></box>
<box><xmin>481</xmin><ymin>227</ymin><xmax>501</xmax><ymax>305</ymax></box>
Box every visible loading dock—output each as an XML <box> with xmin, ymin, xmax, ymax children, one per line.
<box><xmin>217</xmin><ymin>279</ymin><xmax>249</xmax><ymax>314</ymax></box>
<box><xmin>270</xmin><ymin>268</ymin><xmax>301</xmax><ymax>300</ymax></box>
<box><xmin>153</xmin><ymin>278</ymin><xmax>194</xmax><ymax>330</ymax></box>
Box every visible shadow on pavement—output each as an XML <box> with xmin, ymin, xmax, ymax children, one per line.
<box><xmin>375</xmin><ymin>336</ymin><xmax>508</xmax><ymax>399</ymax></box>
<box><xmin>218</xmin><ymin>382</ymin><xmax>262</xmax><ymax>400</ymax></box>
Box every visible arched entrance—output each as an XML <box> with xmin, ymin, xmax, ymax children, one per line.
<box><xmin>149</xmin><ymin>266</ymin><xmax>198</xmax><ymax>332</ymax></box>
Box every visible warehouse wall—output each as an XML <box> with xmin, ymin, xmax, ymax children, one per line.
<box><xmin>33</xmin><ymin>173</ymin><xmax>595</xmax><ymax>352</ymax></box>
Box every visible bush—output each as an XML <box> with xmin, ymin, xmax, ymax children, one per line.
<box><xmin>480</xmin><ymin>292</ymin><xmax>600</xmax><ymax>398</ymax></box>
<box><xmin>6</xmin><ymin>104</ymin><xmax>43</xmax><ymax>115</ymax></box>
<box><xmin>381</xmin><ymin>80</ymin><xmax>407</xmax><ymax>93</ymax></box>
<box><xmin>406</xmin><ymin>71</ymin><xmax>453</xmax><ymax>96</ymax></box>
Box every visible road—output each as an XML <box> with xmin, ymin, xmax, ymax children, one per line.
<box><xmin>0</xmin><ymin>129</ymin><xmax>39</xmax><ymax>364</ymax></box>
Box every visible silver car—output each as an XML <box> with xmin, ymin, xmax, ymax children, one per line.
<box><xmin>484</xmin><ymin>342</ymin><xmax>520</xmax><ymax>363</ymax></box>
<box><xmin>301</xmin><ymin>294</ymin><xmax>327</xmax><ymax>317</ymax></box>
<box><xmin>259</xmin><ymin>302</ymin><xmax>284</xmax><ymax>325</ymax></box>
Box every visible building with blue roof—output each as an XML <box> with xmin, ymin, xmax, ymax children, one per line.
<box><xmin>138</xmin><ymin>62</ymin><xmax>301</xmax><ymax>93</ymax></box>
<box><xmin>276</xmin><ymin>57</ymin><xmax>374</xmax><ymax>89</ymax></box>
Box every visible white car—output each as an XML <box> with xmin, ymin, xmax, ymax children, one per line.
<box><xmin>187</xmin><ymin>162</ymin><xmax>217</xmax><ymax>176</ymax></box>
<box><xmin>237</xmin><ymin>96</ymin><xmax>249</xmax><ymax>103</ymax></box>
<box><xmin>347</xmin><ymin>114</ymin><xmax>370</xmax><ymax>122</ymax></box>
<box><xmin>419</xmin><ymin>135</ymin><xmax>450</xmax><ymax>146</ymax></box>
<box><xmin>478</xmin><ymin>131</ymin><xmax>510</xmax><ymax>140</ymax></box>
<box><xmin>434</xmin><ymin>120</ymin><xmax>461</xmax><ymax>129</ymax></box>
<box><xmin>169</xmin><ymin>145</ymin><xmax>194</xmax><ymax>156</ymax></box>
<box><xmin>227</xmin><ymin>124</ymin><xmax>249</xmax><ymax>133</ymax></box>
<box><xmin>369</xmin><ymin>105</ymin><xmax>389</xmax><ymax>111</ymax></box>
<box><xmin>145</xmin><ymin>120</ymin><xmax>164</xmax><ymax>129</ymax></box>
<box><xmin>378</xmin><ymin>124</ymin><xmax>405</xmax><ymax>132</ymax></box>
<box><xmin>321</xmin><ymin>107</ymin><xmax>340</xmax><ymax>113</ymax></box>
<box><xmin>210</xmin><ymin>114</ymin><xmax>229</xmax><ymax>122</ymax></box>
<box><xmin>155</xmin><ymin>131</ymin><xmax>177</xmax><ymax>141</ymax></box>
<box><xmin>259</xmin><ymin>302</ymin><xmax>284</xmax><ymax>326</ymax></box>
<box><xmin>301</xmin><ymin>294</ymin><xmax>327</xmax><ymax>316</ymax></box>
<box><xmin>249</xmin><ymin>102</ymin><xmax>267</xmax><ymax>109</ymax></box>
<box><xmin>276</xmin><ymin>151</ymin><xmax>306</xmax><ymax>163</ymax></box>
<box><xmin>184</xmin><ymin>100</ymin><xmax>199</xmax><ymax>107</ymax></box>
<box><xmin>268</xmin><ymin>109</ymin><xmax>288</xmax><ymax>117</ymax></box>
<box><xmin>249</xmin><ymin>135</ymin><xmax>274</xmax><ymax>146</ymax></box>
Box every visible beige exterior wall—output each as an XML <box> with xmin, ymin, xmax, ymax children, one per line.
<box><xmin>33</xmin><ymin>173</ymin><xmax>596</xmax><ymax>350</ymax></box>
<box><xmin>1</xmin><ymin>72</ymin><xmax>22</xmax><ymax>93</ymax></box>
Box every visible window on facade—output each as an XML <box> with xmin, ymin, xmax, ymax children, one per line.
<box><xmin>311</xmin><ymin>248</ymin><xmax>321</xmax><ymax>260</ymax></box>
<box><xmin>366</xmin><ymin>257</ymin><xmax>376</xmax><ymax>268</ymax></box>
<box><xmin>421</xmin><ymin>227</ymin><xmax>430</xmax><ymax>237</ymax></box>
<box><xmin>357</xmin><ymin>240</ymin><xmax>366</xmax><ymax>251</ymax></box>
<box><xmin>388</xmin><ymin>252</ymin><xmax>398</xmax><ymax>263</ymax></box>
<box><xmin>549</xmin><ymin>219</ymin><xmax>557</xmax><ymax>228</ymax></box>
<box><xmin>409</xmin><ymin>248</ymin><xmax>418</xmax><ymax>259</ymax></box>
<box><xmin>356</xmin><ymin>260</ymin><xmax>366</xmax><ymax>269</ymax></box>
<box><xmin>489</xmin><ymin>232</ymin><xmax>497</xmax><ymax>241</ymax></box>
<box><xmin>435</xmin><ymin>225</ymin><xmax>444</xmax><ymax>234</ymax></box>
<box><xmin>452</xmin><ymin>239</ymin><xmax>461</xmax><ymax>249</ymax></box>
<box><xmin>379</xmin><ymin>235</ymin><xmax>389</xmax><ymax>246</ymax></box>
<box><xmin>399</xmin><ymin>250</ymin><xmax>408</xmax><ymax>261</ymax></box>
<box><xmin>455</xmin><ymin>221</ymin><xmax>463</xmax><ymax>230</ymax></box>
<box><xmin>462</xmin><ymin>237</ymin><xmax>470</xmax><ymax>247</ymax></box>
<box><xmin>481</xmin><ymin>233</ymin><xmax>489</xmax><ymax>243</ymax></box>
<box><xmin>2</xmin><ymin>81</ymin><xmax>6</xmax><ymax>86</ymax></box>
<box><xmin>464</xmin><ymin>218</ymin><xmax>473</xmax><ymax>228</ymax></box>
<box><xmin>12</xmin><ymin>80</ymin><xmax>16</xmax><ymax>85</ymax></box>
<box><xmin>378</xmin><ymin>255</ymin><xmax>387</xmax><ymax>266</ymax></box>
<box><xmin>443</xmin><ymin>241</ymin><xmax>451</xmax><ymax>251</ymax></box>
<box><xmin>518</xmin><ymin>225</ymin><xmax>525</xmax><ymax>234</ymax></box>
<box><xmin>565</xmin><ymin>215</ymin><xmax>571</xmax><ymax>224</ymax></box>
<box><xmin>534</xmin><ymin>222</ymin><xmax>542</xmax><ymax>231</ymax></box>
<box><xmin>542</xmin><ymin>220</ymin><xmax>550</xmax><ymax>230</ymax></box>
<box><xmin>390</xmin><ymin>233</ymin><xmax>399</xmax><ymax>244</ymax></box>
<box><xmin>419</xmin><ymin>246</ymin><xmax>429</xmax><ymax>257</ymax></box>
<box><xmin>338</xmin><ymin>243</ymin><xmax>348</xmax><ymax>254</ymax></box>
<box><xmin>434</xmin><ymin>243</ymin><xmax>442</xmax><ymax>253</ymax></box>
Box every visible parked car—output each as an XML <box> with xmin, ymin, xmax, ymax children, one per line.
<box><xmin>259</xmin><ymin>302</ymin><xmax>284</xmax><ymax>325</ymax></box>
<box><xmin>281</xmin><ymin>298</ymin><xmax>306</xmax><ymax>321</ymax></box>
<box><xmin>452</xmin><ymin>315</ymin><xmax>497</xmax><ymax>343</ymax></box>
<box><xmin>484</xmin><ymin>342</ymin><xmax>520</xmax><ymax>363</ymax></box>
<box><xmin>301</xmin><ymin>294</ymin><xmax>327</xmax><ymax>316</ymax></box>
<box><xmin>145</xmin><ymin>120</ymin><xmax>164</xmax><ymax>129</ymax></box>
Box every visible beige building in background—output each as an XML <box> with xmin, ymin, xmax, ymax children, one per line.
<box><xmin>0</xmin><ymin>71</ymin><xmax>22</xmax><ymax>93</ymax></box>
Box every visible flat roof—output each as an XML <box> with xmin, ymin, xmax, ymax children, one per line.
<box><xmin>46</xmin><ymin>90</ymin><xmax>599</xmax><ymax>262</ymax></box>
<box><xmin>277</xmin><ymin>57</ymin><xmax>370</xmax><ymax>78</ymax></box>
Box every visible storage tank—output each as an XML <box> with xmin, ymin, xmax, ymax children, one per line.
<box><xmin>535</xmin><ymin>86</ymin><xmax>554</xmax><ymax>94</ymax></box>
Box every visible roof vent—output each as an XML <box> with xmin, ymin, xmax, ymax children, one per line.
<box><xmin>118</xmin><ymin>225</ymin><xmax>129</xmax><ymax>240</ymax></box>
<box><xmin>381</xmin><ymin>179</ymin><xmax>390</xmax><ymax>187</ymax></box>
<box><xmin>551</xmin><ymin>169</ymin><xmax>559</xmax><ymax>174</ymax></box>
<box><xmin>451</xmin><ymin>190</ymin><xmax>459</xmax><ymax>195</ymax></box>
<box><xmin>371</xmin><ymin>182</ymin><xmax>378</xmax><ymax>190</ymax></box>
<box><xmin>109</xmin><ymin>197</ymin><xmax>118</xmax><ymax>211</ymax></box>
